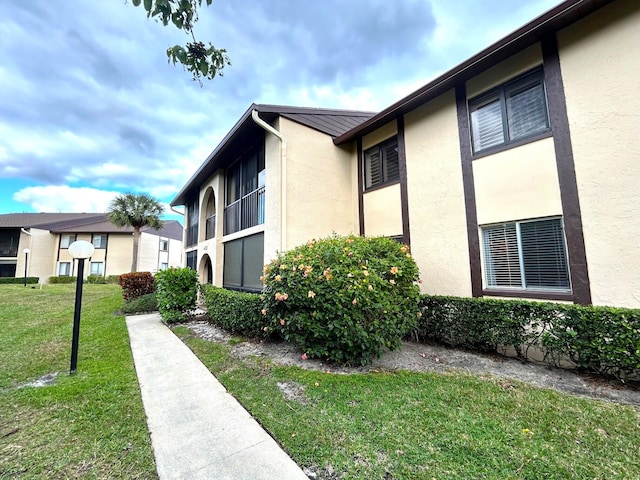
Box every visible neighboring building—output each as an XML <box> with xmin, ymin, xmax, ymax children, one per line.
<box><xmin>172</xmin><ymin>0</ymin><xmax>639</xmax><ymax>309</ymax></box>
<box><xmin>0</xmin><ymin>213</ymin><xmax>183</xmax><ymax>282</ymax></box>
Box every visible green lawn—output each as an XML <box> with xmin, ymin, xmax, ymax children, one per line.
<box><xmin>174</xmin><ymin>326</ymin><xmax>640</xmax><ymax>480</ymax></box>
<box><xmin>2</xmin><ymin>284</ymin><xmax>639</xmax><ymax>479</ymax></box>
<box><xmin>0</xmin><ymin>284</ymin><xmax>156</xmax><ymax>479</ymax></box>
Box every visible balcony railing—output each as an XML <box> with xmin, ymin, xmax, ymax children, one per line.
<box><xmin>0</xmin><ymin>247</ymin><xmax>18</xmax><ymax>257</ymax></box>
<box><xmin>205</xmin><ymin>214</ymin><xmax>216</xmax><ymax>240</ymax></box>
<box><xmin>224</xmin><ymin>186</ymin><xmax>265</xmax><ymax>235</ymax></box>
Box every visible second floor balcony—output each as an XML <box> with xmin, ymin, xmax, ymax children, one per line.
<box><xmin>224</xmin><ymin>186</ymin><xmax>265</xmax><ymax>235</ymax></box>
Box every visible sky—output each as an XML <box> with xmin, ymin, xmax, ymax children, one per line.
<box><xmin>1</xmin><ymin>0</ymin><xmax>561</xmax><ymax>222</ymax></box>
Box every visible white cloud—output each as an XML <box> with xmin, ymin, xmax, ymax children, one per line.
<box><xmin>13</xmin><ymin>185</ymin><xmax>121</xmax><ymax>213</ymax></box>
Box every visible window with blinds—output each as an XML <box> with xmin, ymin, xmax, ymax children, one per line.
<box><xmin>364</xmin><ymin>137</ymin><xmax>399</xmax><ymax>189</ymax></box>
<box><xmin>470</xmin><ymin>68</ymin><xmax>549</xmax><ymax>154</ymax></box>
<box><xmin>482</xmin><ymin>218</ymin><xmax>570</xmax><ymax>291</ymax></box>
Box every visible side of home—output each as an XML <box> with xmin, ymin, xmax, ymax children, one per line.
<box><xmin>172</xmin><ymin>0</ymin><xmax>639</xmax><ymax>309</ymax></box>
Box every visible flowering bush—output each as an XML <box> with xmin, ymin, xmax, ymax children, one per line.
<box><xmin>261</xmin><ymin>234</ymin><xmax>422</xmax><ymax>365</ymax></box>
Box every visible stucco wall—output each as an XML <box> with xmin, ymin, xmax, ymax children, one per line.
<box><xmin>280</xmin><ymin>117</ymin><xmax>357</xmax><ymax>250</ymax></box>
<box><xmin>138</xmin><ymin>232</ymin><xmax>160</xmax><ymax>273</ymax></box>
<box><xmin>473</xmin><ymin>137</ymin><xmax>562</xmax><ymax>225</ymax></box>
<box><xmin>362</xmin><ymin>184</ymin><xmax>403</xmax><ymax>237</ymax></box>
<box><xmin>404</xmin><ymin>90</ymin><xmax>472</xmax><ymax>297</ymax></box>
<box><xmin>104</xmin><ymin>234</ymin><xmax>133</xmax><ymax>277</ymax></box>
<box><xmin>20</xmin><ymin>228</ymin><xmax>57</xmax><ymax>283</ymax></box>
<box><xmin>557</xmin><ymin>1</ymin><xmax>640</xmax><ymax>308</ymax></box>
<box><xmin>263</xmin><ymin>121</ymin><xmax>283</xmax><ymax>262</ymax></box>
<box><xmin>466</xmin><ymin>43</ymin><xmax>542</xmax><ymax>98</ymax></box>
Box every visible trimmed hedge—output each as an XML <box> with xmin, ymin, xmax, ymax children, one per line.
<box><xmin>0</xmin><ymin>277</ymin><xmax>39</xmax><ymax>285</ymax></box>
<box><xmin>49</xmin><ymin>276</ymin><xmax>77</xmax><ymax>284</ymax></box>
<box><xmin>118</xmin><ymin>272</ymin><xmax>155</xmax><ymax>301</ymax></box>
<box><xmin>119</xmin><ymin>292</ymin><xmax>158</xmax><ymax>315</ymax></box>
<box><xmin>418</xmin><ymin>295</ymin><xmax>640</xmax><ymax>380</ymax></box>
<box><xmin>202</xmin><ymin>285</ymin><xmax>266</xmax><ymax>337</ymax></box>
<box><xmin>155</xmin><ymin>267</ymin><xmax>198</xmax><ymax>323</ymax></box>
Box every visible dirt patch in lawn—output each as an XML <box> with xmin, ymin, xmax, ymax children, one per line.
<box><xmin>182</xmin><ymin>320</ymin><xmax>640</xmax><ymax>407</ymax></box>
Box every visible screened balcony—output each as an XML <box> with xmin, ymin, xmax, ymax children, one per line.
<box><xmin>224</xmin><ymin>186</ymin><xmax>265</xmax><ymax>235</ymax></box>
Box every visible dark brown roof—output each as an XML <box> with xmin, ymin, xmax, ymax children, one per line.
<box><xmin>0</xmin><ymin>212</ymin><xmax>105</xmax><ymax>228</ymax></box>
<box><xmin>171</xmin><ymin>104</ymin><xmax>375</xmax><ymax>206</ymax></box>
<box><xmin>334</xmin><ymin>0</ymin><xmax>616</xmax><ymax>144</ymax></box>
<box><xmin>0</xmin><ymin>213</ymin><xmax>183</xmax><ymax>240</ymax></box>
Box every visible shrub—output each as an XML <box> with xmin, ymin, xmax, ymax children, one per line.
<box><xmin>0</xmin><ymin>277</ymin><xmax>39</xmax><ymax>285</ymax></box>
<box><xmin>119</xmin><ymin>293</ymin><xmax>158</xmax><ymax>315</ymax></box>
<box><xmin>86</xmin><ymin>274</ymin><xmax>107</xmax><ymax>284</ymax></box>
<box><xmin>262</xmin><ymin>234</ymin><xmax>422</xmax><ymax>365</ymax></box>
<box><xmin>106</xmin><ymin>275</ymin><xmax>120</xmax><ymax>284</ymax></box>
<box><xmin>49</xmin><ymin>276</ymin><xmax>77</xmax><ymax>284</ymax></box>
<box><xmin>202</xmin><ymin>285</ymin><xmax>266</xmax><ymax>337</ymax></box>
<box><xmin>118</xmin><ymin>272</ymin><xmax>155</xmax><ymax>301</ymax></box>
<box><xmin>418</xmin><ymin>295</ymin><xmax>640</xmax><ymax>381</ymax></box>
<box><xmin>155</xmin><ymin>267</ymin><xmax>199</xmax><ymax>323</ymax></box>
<box><xmin>541</xmin><ymin>305</ymin><xmax>640</xmax><ymax>380</ymax></box>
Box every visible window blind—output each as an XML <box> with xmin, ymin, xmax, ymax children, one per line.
<box><xmin>519</xmin><ymin>219</ymin><xmax>570</xmax><ymax>289</ymax></box>
<box><xmin>482</xmin><ymin>223</ymin><xmax>522</xmax><ymax>288</ymax></box>
<box><xmin>507</xmin><ymin>82</ymin><xmax>548</xmax><ymax>140</ymax></box>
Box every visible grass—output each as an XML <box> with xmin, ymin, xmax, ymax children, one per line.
<box><xmin>0</xmin><ymin>284</ymin><xmax>156</xmax><ymax>479</ymax></box>
<box><xmin>174</xmin><ymin>326</ymin><xmax>640</xmax><ymax>480</ymax></box>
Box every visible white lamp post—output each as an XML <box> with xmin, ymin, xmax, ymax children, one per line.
<box><xmin>68</xmin><ymin>240</ymin><xmax>95</xmax><ymax>374</ymax></box>
<box><xmin>22</xmin><ymin>248</ymin><xmax>30</xmax><ymax>287</ymax></box>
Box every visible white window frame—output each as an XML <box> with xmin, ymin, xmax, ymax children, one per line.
<box><xmin>159</xmin><ymin>239</ymin><xmax>169</xmax><ymax>252</ymax></box>
<box><xmin>481</xmin><ymin>217</ymin><xmax>571</xmax><ymax>292</ymax></box>
<box><xmin>92</xmin><ymin>234</ymin><xmax>108</xmax><ymax>249</ymax></box>
<box><xmin>60</xmin><ymin>234</ymin><xmax>76</xmax><ymax>249</ymax></box>
<box><xmin>90</xmin><ymin>262</ymin><xmax>104</xmax><ymax>276</ymax></box>
<box><xmin>58</xmin><ymin>261</ymin><xmax>71</xmax><ymax>276</ymax></box>
<box><xmin>160</xmin><ymin>262</ymin><xmax>169</xmax><ymax>271</ymax></box>
<box><xmin>470</xmin><ymin>68</ymin><xmax>550</xmax><ymax>154</ymax></box>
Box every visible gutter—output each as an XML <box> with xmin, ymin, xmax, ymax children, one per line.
<box><xmin>251</xmin><ymin>109</ymin><xmax>288</xmax><ymax>252</ymax></box>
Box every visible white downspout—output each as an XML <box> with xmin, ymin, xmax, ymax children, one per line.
<box><xmin>251</xmin><ymin>109</ymin><xmax>288</xmax><ymax>252</ymax></box>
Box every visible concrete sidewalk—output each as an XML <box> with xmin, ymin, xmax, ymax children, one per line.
<box><xmin>126</xmin><ymin>313</ymin><xmax>308</xmax><ymax>480</ymax></box>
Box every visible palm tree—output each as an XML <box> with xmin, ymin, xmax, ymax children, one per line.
<box><xmin>108</xmin><ymin>193</ymin><xmax>164</xmax><ymax>272</ymax></box>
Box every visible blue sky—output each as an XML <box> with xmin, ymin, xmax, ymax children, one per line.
<box><xmin>0</xmin><ymin>0</ymin><xmax>560</xmax><ymax>222</ymax></box>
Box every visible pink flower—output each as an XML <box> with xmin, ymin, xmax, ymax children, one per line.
<box><xmin>274</xmin><ymin>292</ymin><xmax>289</xmax><ymax>301</ymax></box>
<box><xmin>390</xmin><ymin>266</ymin><xmax>399</xmax><ymax>275</ymax></box>
<box><xmin>275</xmin><ymin>275</ymin><xmax>282</xmax><ymax>282</ymax></box>
<box><xmin>261</xmin><ymin>309</ymin><xmax>267</xmax><ymax>316</ymax></box>
<box><xmin>400</xmin><ymin>245</ymin><xmax>409</xmax><ymax>253</ymax></box>
<box><xmin>280</xmin><ymin>319</ymin><xmax>286</xmax><ymax>326</ymax></box>
<box><xmin>352</xmin><ymin>298</ymin><xmax>358</xmax><ymax>305</ymax></box>
<box><xmin>389</xmin><ymin>279</ymin><xmax>396</xmax><ymax>285</ymax></box>
<box><xmin>307</xmin><ymin>290</ymin><xmax>316</xmax><ymax>298</ymax></box>
<box><xmin>263</xmin><ymin>326</ymin><xmax>269</xmax><ymax>332</ymax></box>
<box><xmin>301</xmin><ymin>353</ymin><xmax>308</xmax><ymax>360</ymax></box>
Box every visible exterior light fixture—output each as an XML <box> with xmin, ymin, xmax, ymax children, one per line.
<box><xmin>67</xmin><ymin>240</ymin><xmax>95</xmax><ymax>375</ymax></box>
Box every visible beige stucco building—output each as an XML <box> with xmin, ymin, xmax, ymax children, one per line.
<box><xmin>0</xmin><ymin>213</ymin><xmax>183</xmax><ymax>282</ymax></box>
<box><xmin>173</xmin><ymin>0</ymin><xmax>639</xmax><ymax>309</ymax></box>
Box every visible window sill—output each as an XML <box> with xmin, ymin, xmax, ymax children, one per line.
<box><xmin>472</xmin><ymin>130</ymin><xmax>552</xmax><ymax>160</ymax></box>
<box><xmin>483</xmin><ymin>288</ymin><xmax>574</xmax><ymax>302</ymax></box>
